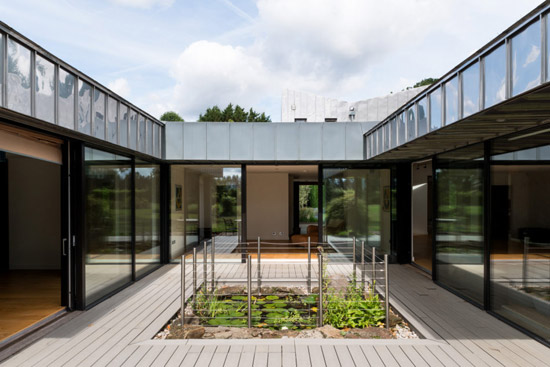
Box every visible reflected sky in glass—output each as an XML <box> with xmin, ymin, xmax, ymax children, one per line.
<box><xmin>462</xmin><ymin>62</ymin><xmax>480</xmax><ymax>117</ymax></box>
<box><xmin>512</xmin><ymin>20</ymin><xmax>541</xmax><ymax>96</ymax></box>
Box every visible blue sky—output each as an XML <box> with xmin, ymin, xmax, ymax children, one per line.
<box><xmin>0</xmin><ymin>0</ymin><xmax>542</xmax><ymax>121</ymax></box>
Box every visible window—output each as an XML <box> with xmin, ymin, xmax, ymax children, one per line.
<box><xmin>324</xmin><ymin>118</ymin><xmax>337</xmax><ymax>122</ymax></box>
<box><xmin>462</xmin><ymin>62</ymin><xmax>480</xmax><ymax>117</ymax></box>
<box><xmin>417</xmin><ymin>98</ymin><xmax>428</xmax><ymax>136</ymax></box>
<box><xmin>35</xmin><ymin>55</ymin><xmax>55</xmax><ymax>123</ymax></box>
<box><xmin>58</xmin><ymin>68</ymin><xmax>75</xmax><ymax>129</ymax></box>
<box><xmin>107</xmin><ymin>97</ymin><xmax>118</xmax><ymax>144</ymax></box>
<box><xmin>93</xmin><ymin>90</ymin><xmax>105</xmax><ymax>139</ymax></box>
<box><xmin>512</xmin><ymin>21</ymin><xmax>541</xmax><ymax>96</ymax></box>
<box><xmin>7</xmin><ymin>39</ymin><xmax>31</xmax><ymax>115</ymax></box>
<box><xmin>295</xmin><ymin>118</ymin><xmax>307</xmax><ymax>122</ymax></box>
<box><xmin>445</xmin><ymin>76</ymin><xmax>459</xmax><ymax>125</ymax></box>
<box><xmin>484</xmin><ymin>44</ymin><xmax>506</xmax><ymax>108</ymax></box>
<box><xmin>78</xmin><ymin>80</ymin><xmax>92</xmax><ymax>135</ymax></box>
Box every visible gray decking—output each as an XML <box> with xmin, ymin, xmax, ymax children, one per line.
<box><xmin>2</xmin><ymin>263</ymin><xmax>549</xmax><ymax>366</ymax></box>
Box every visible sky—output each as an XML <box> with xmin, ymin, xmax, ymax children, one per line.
<box><xmin>0</xmin><ymin>0</ymin><xmax>542</xmax><ymax>122</ymax></box>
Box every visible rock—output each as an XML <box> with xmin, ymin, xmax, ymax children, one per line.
<box><xmin>296</xmin><ymin>329</ymin><xmax>324</xmax><ymax>338</ymax></box>
<box><xmin>259</xmin><ymin>330</ymin><xmax>282</xmax><ymax>339</ymax></box>
<box><xmin>213</xmin><ymin>331</ymin><xmax>232</xmax><ymax>339</ymax></box>
<box><xmin>389</xmin><ymin>314</ymin><xmax>403</xmax><ymax>327</ymax></box>
<box><xmin>344</xmin><ymin>327</ymin><xmax>392</xmax><ymax>339</ymax></box>
<box><xmin>318</xmin><ymin>325</ymin><xmax>344</xmax><ymax>339</ymax></box>
<box><xmin>216</xmin><ymin>286</ymin><xmax>246</xmax><ymax>295</ymax></box>
<box><xmin>183</xmin><ymin>325</ymin><xmax>205</xmax><ymax>339</ymax></box>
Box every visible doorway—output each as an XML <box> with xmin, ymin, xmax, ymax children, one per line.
<box><xmin>412</xmin><ymin>160</ymin><xmax>433</xmax><ymax>272</ymax></box>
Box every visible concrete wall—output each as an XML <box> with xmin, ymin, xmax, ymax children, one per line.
<box><xmin>8</xmin><ymin>155</ymin><xmax>60</xmax><ymax>269</ymax></box>
<box><xmin>246</xmin><ymin>173</ymin><xmax>289</xmax><ymax>240</ymax></box>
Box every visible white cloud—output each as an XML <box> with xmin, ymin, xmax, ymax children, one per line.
<box><xmin>110</xmin><ymin>0</ymin><xmax>174</xmax><ymax>9</ymax></box>
<box><xmin>108</xmin><ymin>78</ymin><xmax>131</xmax><ymax>99</ymax></box>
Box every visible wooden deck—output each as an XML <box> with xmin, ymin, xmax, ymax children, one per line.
<box><xmin>1</xmin><ymin>263</ymin><xmax>549</xmax><ymax>366</ymax></box>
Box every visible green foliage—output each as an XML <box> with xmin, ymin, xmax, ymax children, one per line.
<box><xmin>198</xmin><ymin>103</ymin><xmax>271</xmax><ymax>122</ymax></box>
<box><xmin>413</xmin><ymin>78</ymin><xmax>438</xmax><ymax>88</ymax></box>
<box><xmin>159</xmin><ymin>111</ymin><xmax>184</xmax><ymax>121</ymax></box>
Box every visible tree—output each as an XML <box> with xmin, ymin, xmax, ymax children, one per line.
<box><xmin>160</xmin><ymin>111</ymin><xmax>184</xmax><ymax>122</ymax></box>
<box><xmin>413</xmin><ymin>78</ymin><xmax>438</xmax><ymax>88</ymax></box>
<box><xmin>198</xmin><ymin>103</ymin><xmax>271</xmax><ymax>122</ymax></box>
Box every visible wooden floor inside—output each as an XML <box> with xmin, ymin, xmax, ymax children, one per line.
<box><xmin>0</xmin><ymin>270</ymin><xmax>64</xmax><ymax>342</ymax></box>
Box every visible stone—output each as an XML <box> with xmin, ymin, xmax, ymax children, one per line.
<box><xmin>183</xmin><ymin>325</ymin><xmax>205</xmax><ymax>339</ymax></box>
<box><xmin>344</xmin><ymin>327</ymin><xmax>392</xmax><ymax>339</ymax></box>
<box><xmin>296</xmin><ymin>329</ymin><xmax>324</xmax><ymax>338</ymax></box>
<box><xmin>318</xmin><ymin>325</ymin><xmax>344</xmax><ymax>339</ymax></box>
<box><xmin>216</xmin><ymin>286</ymin><xmax>246</xmax><ymax>295</ymax></box>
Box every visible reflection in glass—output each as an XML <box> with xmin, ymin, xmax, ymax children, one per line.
<box><xmin>107</xmin><ymin>97</ymin><xmax>118</xmax><ymax>144</ymax></box>
<box><xmin>390</xmin><ymin>118</ymin><xmax>397</xmax><ymax>149</ymax></box>
<box><xmin>484</xmin><ymin>44</ymin><xmax>506</xmax><ymax>108</ymax></box>
<box><xmin>138</xmin><ymin>115</ymin><xmax>146</xmax><ymax>152</ymax></box>
<box><xmin>35</xmin><ymin>55</ymin><xmax>55</xmax><ymax>123</ymax></box>
<box><xmin>135</xmin><ymin>162</ymin><xmax>161</xmax><ymax>277</ymax></box>
<box><xmin>429</xmin><ymin>89</ymin><xmax>442</xmax><ymax>131</ymax></box>
<box><xmin>377</xmin><ymin>128</ymin><xmax>382</xmax><ymax>155</ymax></box>
<box><xmin>407</xmin><ymin>106</ymin><xmax>416</xmax><ymax>141</ymax></box>
<box><xmin>322</xmin><ymin>168</ymin><xmax>391</xmax><ymax>256</ymax></box>
<box><xmin>84</xmin><ymin>147</ymin><xmax>132</xmax><ymax>305</ymax></box>
<box><xmin>94</xmin><ymin>90</ymin><xmax>105</xmax><ymax>139</ymax></box>
<box><xmin>383</xmin><ymin>123</ymin><xmax>390</xmax><ymax>152</ymax></box>
<box><xmin>512</xmin><ymin>21</ymin><xmax>541</xmax><ymax>96</ymax></box>
<box><xmin>7</xmin><ymin>39</ymin><xmax>31</xmax><ymax>115</ymax></box>
<box><xmin>0</xmin><ymin>34</ymin><xmax>3</xmax><ymax>105</ymax></box>
<box><xmin>435</xmin><ymin>144</ymin><xmax>484</xmax><ymax>305</ymax></box>
<box><xmin>129</xmin><ymin>109</ymin><xmax>138</xmax><ymax>150</ymax></box>
<box><xmin>462</xmin><ymin>62</ymin><xmax>480</xmax><ymax>117</ymax></box>
<box><xmin>58</xmin><ymin>69</ymin><xmax>75</xmax><ymax>129</ymax></box>
<box><xmin>154</xmin><ymin>123</ymin><xmax>160</xmax><ymax>157</ymax></box>
<box><xmin>147</xmin><ymin>119</ymin><xmax>153</xmax><ymax>155</ymax></box>
<box><xmin>78</xmin><ymin>80</ymin><xmax>92</xmax><ymax>135</ymax></box>
<box><xmin>119</xmin><ymin>105</ymin><xmax>129</xmax><ymax>147</ymax></box>
<box><xmin>170</xmin><ymin>165</ymin><xmax>242</xmax><ymax>260</ymax></box>
<box><xmin>398</xmin><ymin>112</ymin><xmax>406</xmax><ymax>144</ymax></box>
<box><xmin>445</xmin><ymin>77</ymin><xmax>459</xmax><ymax>125</ymax></box>
<box><xmin>417</xmin><ymin>98</ymin><xmax>428</xmax><ymax>137</ymax></box>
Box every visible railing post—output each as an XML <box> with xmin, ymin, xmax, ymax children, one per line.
<box><xmin>361</xmin><ymin>240</ymin><xmax>365</xmax><ymax>293</ymax></box>
<box><xmin>307</xmin><ymin>237</ymin><xmax>312</xmax><ymax>293</ymax></box>
<box><xmin>211</xmin><ymin>237</ymin><xmax>215</xmax><ymax>290</ymax></box>
<box><xmin>247</xmin><ymin>254</ymin><xmax>252</xmax><ymax>328</ymax></box>
<box><xmin>352</xmin><ymin>236</ymin><xmax>356</xmax><ymax>280</ymax></box>
<box><xmin>181</xmin><ymin>255</ymin><xmax>185</xmax><ymax>327</ymax></box>
<box><xmin>257</xmin><ymin>236</ymin><xmax>261</xmax><ymax>295</ymax></box>
<box><xmin>372</xmin><ymin>247</ymin><xmax>376</xmax><ymax>290</ymax></box>
<box><xmin>318</xmin><ymin>251</ymin><xmax>323</xmax><ymax>327</ymax></box>
<box><xmin>203</xmin><ymin>240</ymin><xmax>208</xmax><ymax>293</ymax></box>
<box><xmin>523</xmin><ymin>237</ymin><xmax>529</xmax><ymax>288</ymax></box>
<box><xmin>192</xmin><ymin>247</ymin><xmax>197</xmax><ymax>306</ymax></box>
<box><xmin>384</xmin><ymin>254</ymin><xmax>389</xmax><ymax>330</ymax></box>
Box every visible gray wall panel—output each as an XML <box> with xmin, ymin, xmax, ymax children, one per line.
<box><xmin>322</xmin><ymin>124</ymin><xmax>346</xmax><ymax>160</ymax></box>
<box><xmin>183</xmin><ymin>123</ymin><xmax>207</xmax><ymax>160</ymax></box>
<box><xmin>206</xmin><ymin>123</ymin><xmax>229</xmax><ymax>160</ymax></box>
<box><xmin>298</xmin><ymin>123</ymin><xmax>322</xmax><ymax>160</ymax></box>
<box><xmin>229</xmin><ymin>123</ymin><xmax>253</xmax><ymax>160</ymax></box>
<box><xmin>345</xmin><ymin>124</ymin><xmax>364</xmax><ymax>160</ymax></box>
<box><xmin>275</xmin><ymin>123</ymin><xmax>298</xmax><ymax>160</ymax></box>
<box><xmin>165</xmin><ymin>122</ymin><xmax>183</xmax><ymax>159</ymax></box>
<box><xmin>253</xmin><ymin>124</ymin><xmax>276</xmax><ymax>160</ymax></box>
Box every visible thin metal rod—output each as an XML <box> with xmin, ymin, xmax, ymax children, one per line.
<box><xmin>247</xmin><ymin>255</ymin><xmax>252</xmax><ymax>328</ymax></box>
<box><xmin>361</xmin><ymin>241</ymin><xmax>365</xmax><ymax>293</ymax></box>
<box><xmin>352</xmin><ymin>236</ymin><xmax>356</xmax><ymax>280</ymax></box>
<box><xmin>384</xmin><ymin>254</ymin><xmax>389</xmax><ymax>330</ymax></box>
<box><xmin>372</xmin><ymin>247</ymin><xmax>376</xmax><ymax>290</ymax></box>
<box><xmin>307</xmin><ymin>237</ymin><xmax>311</xmax><ymax>293</ymax></box>
<box><xmin>181</xmin><ymin>255</ymin><xmax>185</xmax><ymax>327</ymax></box>
<box><xmin>211</xmin><ymin>237</ymin><xmax>215</xmax><ymax>290</ymax></box>
<box><xmin>192</xmin><ymin>247</ymin><xmax>197</xmax><ymax>306</ymax></box>
<box><xmin>318</xmin><ymin>251</ymin><xmax>323</xmax><ymax>327</ymax></box>
<box><xmin>203</xmin><ymin>241</ymin><xmax>208</xmax><ymax>293</ymax></box>
<box><xmin>257</xmin><ymin>236</ymin><xmax>261</xmax><ymax>295</ymax></box>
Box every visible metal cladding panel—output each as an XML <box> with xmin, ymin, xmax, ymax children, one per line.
<box><xmin>206</xmin><ymin>123</ymin><xmax>229</xmax><ymax>160</ymax></box>
<box><xmin>229</xmin><ymin>123</ymin><xmax>253</xmax><ymax>160</ymax></box>
<box><xmin>322</xmin><ymin>123</ymin><xmax>346</xmax><ymax>160</ymax></box>
<box><xmin>183</xmin><ymin>123</ymin><xmax>207</xmax><ymax>160</ymax></box>
<box><xmin>298</xmin><ymin>123</ymin><xmax>322</xmax><ymax>160</ymax></box>
<box><xmin>275</xmin><ymin>123</ymin><xmax>298</xmax><ymax>160</ymax></box>
<box><xmin>345</xmin><ymin>123</ymin><xmax>364</xmax><ymax>160</ymax></box>
<box><xmin>253</xmin><ymin>123</ymin><xmax>276</xmax><ymax>160</ymax></box>
<box><xmin>165</xmin><ymin>122</ymin><xmax>183</xmax><ymax>159</ymax></box>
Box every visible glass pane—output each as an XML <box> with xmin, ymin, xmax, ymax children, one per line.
<box><xmin>429</xmin><ymin>89</ymin><xmax>442</xmax><ymax>131</ymax></box>
<box><xmin>417</xmin><ymin>98</ymin><xmax>428</xmax><ymax>136</ymax></box>
<box><xmin>377</xmin><ymin>128</ymin><xmax>382</xmax><ymax>155</ymax></box>
<box><xmin>7</xmin><ymin>39</ymin><xmax>31</xmax><ymax>115</ymax></box>
<box><xmin>512</xmin><ymin>20</ymin><xmax>541</xmax><ymax>96</ymax></box>
<box><xmin>435</xmin><ymin>143</ymin><xmax>484</xmax><ymax>305</ymax></box>
<box><xmin>170</xmin><ymin>165</ymin><xmax>242</xmax><ymax>261</ymax></box>
<box><xmin>58</xmin><ymin>68</ymin><xmax>75</xmax><ymax>129</ymax></box>
<box><xmin>135</xmin><ymin>162</ymin><xmax>161</xmax><ymax>277</ymax></box>
<box><xmin>407</xmin><ymin>106</ymin><xmax>416</xmax><ymax>141</ymax></box>
<box><xmin>484</xmin><ymin>44</ymin><xmax>506</xmax><ymax>108</ymax></box>
<box><xmin>445</xmin><ymin>76</ymin><xmax>459</xmax><ymax>125</ymax></box>
<box><xmin>78</xmin><ymin>80</ymin><xmax>92</xmax><ymax>135</ymax></box>
<box><xmin>129</xmin><ymin>109</ymin><xmax>138</xmax><ymax>150</ymax></box>
<box><xmin>35</xmin><ymin>55</ymin><xmax>55</xmax><ymax>123</ymax></box>
<box><xmin>84</xmin><ymin>147</ymin><xmax>132</xmax><ymax>305</ymax></box>
<box><xmin>107</xmin><ymin>97</ymin><xmax>118</xmax><ymax>144</ymax></box>
<box><xmin>390</xmin><ymin>118</ymin><xmax>397</xmax><ymax>149</ymax></box>
<box><xmin>383</xmin><ymin>123</ymin><xmax>389</xmax><ymax>151</ymax></box>
<box><xmin>0</xmin><ymin>34</ymin><xmax>3</xmax><ymax>105</ymax></box>
<box><xmin>322</xmin><ymin>168</ymin><xmax>391</xmax><ymax>256</ymax></box>
<box><xmin>119</xmin><ymin>104</ymin><xmax>128</xmax><ymax>147</ymax></box>
<box><xmin>147</xmin><ymin>119</ymin><xmax>153</xmax><ymax>155</ymax></box>
<box><xmin>154</xmin><ymin>123</ymin><xmax>160</xmax><ymax>157</ymax></box>
<box><xmin>398</xmin><ymin>112</ymin><xmax>406</xmax><ymax>144</ymax></box>
<box><xmin>93</xmin><ymin>90</ymin><xmax>105</xmax><ymax>139</ymax></box>
<box><xmin>138</xmin><ymin>115</ymin><xmax>146</xmax><ymax>152</ymax></box>
<box><xmin>462</xmin><ymin>62</ymin><xmax>480</xmax><ymax>117</ymax></box>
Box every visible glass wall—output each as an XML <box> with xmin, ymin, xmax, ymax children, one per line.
<box><xmin>435</xmin><ymin>143</ymin><xmax>484</xmax><ymax>305</ymax></box>
<box><xmin>484</xmin><ymin>44</ymin><xmax>506</xmax><ymax>108</ymax></box>
<box><xmin>398</xmin><ymin>112</ymin><xmax>406</xmax><ymax>144</ymax></box>
<box><xmin>323</xmin><ymin>168</ymin><xmax>391</xmax><ymax>255</ymax></box>
<box><xmin>512</xmin><ymin>20</ymin><xmax>541</xmax><ymax>97</ymax></box>
<box><xmin>119</xmin><ymin>105</ymin><xmax>128</xmax><ymax>147</ymax></box>
<box><xmin>58</xmin><ymin>68</ymin><xmax>75</xmax><ymax>129</ymax></box>
<box><xmin>429</xmin><ymin>88</ymin><xmax>442</xmax><ymax>132</ymax></box>
<box><xmin>35</xmin><ymin>55</ymin><xmax>55</xmax><ymax>123</ymax></box>
<box><xmin>129</xmin><ymin>109</ymin><xmax>138</xmax><ymax>150</ymax></box>
<box><xmin>7</xmin><ymin>39</ymin><xmax>31</xmax><ymax>115</ymax></box>
<box><xmin>135</xmin><ymin>162</ymin><xmax>161</xmax><ymax>277</ymax></box>
<box><xmin>462</xmin><ymin>62</ymin><xmax>480</xmax><ymax>118</ymax></box>
<box><xmin>78</xmin><ymin>80</ymin><xmax>92</xmax><ymax>135</ymax></box>
<box><xmin>407</xmin><ymin>106</ymin><xmax>416</xmax><ymax>142</ymax></box>
<box><xmin>445</xmin><ymin>76</ymin><xmax>459</xmax><ymax>125</ymax></box>
<box><xmin>170</xmin><ymin>165</ymin><xmax>242</xmax><ymax>260</ymax></box>
<box><xmin>0</xmin><ymin>34</ymin><xmax>3</xmax><ymax>105</ymax></box>
<box><xmin>107</xmin><ymin>97</ymin><xmax>118</xmax><ymax>144</ymax></box>
<box><xmin>390</xmin><ymin>118</ymin><xmax>397</xmax><ymax>149</ymax></box>
<box><xmin>94</xmin><ymin>90</ymin><xmax>105</xmax><ymax>139</ymax></box>
<box><xmin>417</xmin><ymin>98</ymin><xmax>428</xmax><ymax>137</ymax></box>
<box><xmin>84</xmin><ymin>147</ymin><xmax>132</xmax><ymax>305</ymax></box>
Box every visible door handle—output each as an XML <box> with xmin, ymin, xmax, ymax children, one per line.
<box><xmin>62</xmin><ymin>238</ymin><xmax>67</xmax><ymax>256</ymax></box>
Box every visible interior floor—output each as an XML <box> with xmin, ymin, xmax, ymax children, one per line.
<box><xmin>413</xmin><ymin>234</ymin><xmax>432</xmax><ymax>271</ymax></box>
<box><xmin>237</xmin><ymin>240</ymin><xmax>313</xmax><ymax>258</ymax></box>
<box><xmin>0</xmin><ymin>270</ymin><xmax>63</xmax><ymax>342</ymax></box>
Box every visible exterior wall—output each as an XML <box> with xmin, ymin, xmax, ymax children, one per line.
<box><xmin>165</xmin><ymin>122</ymin><xmax>374</xmax><ymax>162</ymax></box>
<box><xmin>281</xmin><ymin>88</ymin><xmax>426</xmax><ymax>123</ymax></box>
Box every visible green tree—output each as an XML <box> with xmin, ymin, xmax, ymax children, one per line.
<box><xmin>413</xmin><ymin>78</ymin><xmax>438</xmax><ymax>88</ymax></box>
<box><xmin>198</xmin><ymin>103</ymin><xmax>271</xmax><ymax>122</ymax></box>
<box><xmin>159</xmin><ymin>111</ymin><xmax>184</xmax><ymax>122</ymax></box>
